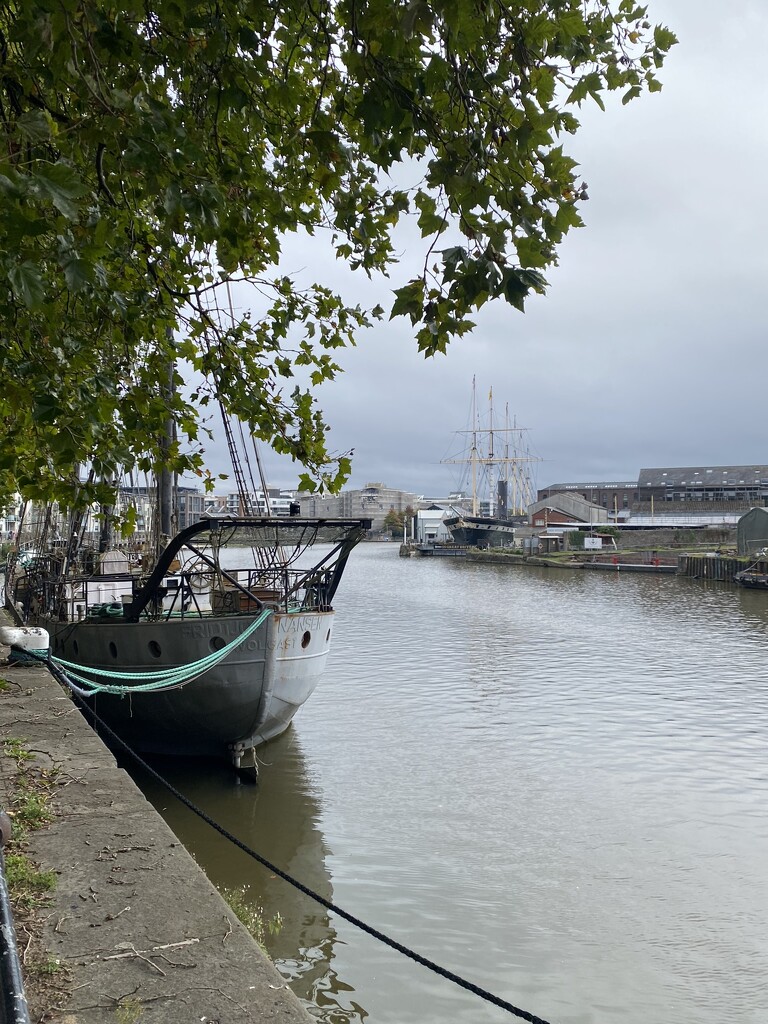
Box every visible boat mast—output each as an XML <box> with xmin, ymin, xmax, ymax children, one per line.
<box><xmin>471</xmin><ymin>377</ymin><xmax>478</xmax><ymax>517</ymax></box>
<box><xmin>98</xmin><ymin>490</ymin><xmax>114</xmax><ymax>553</ymax></box>
<box><xmin>488</xmin><ymin>386</ymin><xmax>495</xmax><ymax>518</ymax></box>
<box><xmin>158</xmin><ymin>335</ymin><xmax>175</xmax><ymax>549</ymax></box>
<box><xmin>507</xmin><ymin>406</ymin><xmax>517</xmax><ymax>515</ymax></box>
<box><xmin>497</xmin><ymin>403</ymin><xmax>511</xmax><ymax>519</ymax></box>
<box><xmin>208</xmin><ymin>282</ymin><xmax>286</xmax><ymax>569</ymax></box>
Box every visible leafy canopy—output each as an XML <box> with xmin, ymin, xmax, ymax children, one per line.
<box><xmin>0</xmin><ymin>0</ymin><xmax>675</xmax><ymax>507</ymax></box>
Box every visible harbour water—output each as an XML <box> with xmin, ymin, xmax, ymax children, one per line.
<box><xmin>133</xmin><ymin>544</ymin><xmax>768</xmax><ymax>1024</ymax></box>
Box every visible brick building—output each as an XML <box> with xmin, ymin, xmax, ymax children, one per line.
<box><xmin>528</xmin><ymin>493</ymin><xmax>608</xmax><ymax>528</ymax></box>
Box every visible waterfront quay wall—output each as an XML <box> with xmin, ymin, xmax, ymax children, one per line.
<box><xmin>466</xmin><ymin>549</ymin><xmax>755</xmax><ymax>581</ymax></box>
<box><xmin>0</xmin><ymin>660</ymin><xmax>313</xmax><ymax>1024</ymax></box>
<box><xmin>677</xmin><ymin>554</ymin><xmax>757</xmax><ymax>581</ymax></box>
<box><xmin>614</xmin><ymin>527</ymin><xmax>734</xmax><ymax>550</ymax></box>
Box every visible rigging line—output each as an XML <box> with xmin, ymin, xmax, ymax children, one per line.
<box><xmin>37</xmin><ymin>654</ymin><xmax>556</xmax><ymax>1024</ymax></box>
<box><xmin>222</xmin><ymin>284</ymin><xmax>291</xmax><ymax>573</ymax></box>
<box><xmin>202</xmin><ymin>284</ymin><xmax>275</xmax><ymax>570</ymax></box>
<box><xmin>236</xmin><ymin>417</ymin><xmax>262</xmax><ymax>504</ymax></box>
<box><xmin>223</xmin><ymin>281</ymin><xmax>270</xmax><ymax>508</ymax></box>
<box><xmin>198</xmin><ymin>309</ymin><xmax>251</xmax><ymax>514</ymax></box>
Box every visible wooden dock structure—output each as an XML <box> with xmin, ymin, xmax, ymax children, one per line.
<box><xmin>676</xmin><ymin>554</ymin><xmax>756</xmax><ymax>582</ymax></box>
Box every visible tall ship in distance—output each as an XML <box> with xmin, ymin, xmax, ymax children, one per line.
<box><xmin>442</xmin><ymin>379</ymin><xmax>539</xmax><ymax>548</ymax></box>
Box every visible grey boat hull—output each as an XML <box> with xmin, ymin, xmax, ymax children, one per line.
<box><xmin>43</xmin><ymin>609</ymin><xmax>333</xmax><ymax>758</ymax></box>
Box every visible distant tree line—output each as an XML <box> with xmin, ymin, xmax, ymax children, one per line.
<box><xmin>382</xmin><ymin>506</ymin><xmax>415</xmax><ymax>537</ymax></box>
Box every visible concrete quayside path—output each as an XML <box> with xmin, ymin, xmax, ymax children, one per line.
<box><xmin>0</xmin><ymin>658</ymin><xmax>313</xmax><ymax>1024</ymax></box>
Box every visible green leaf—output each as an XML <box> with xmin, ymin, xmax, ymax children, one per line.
<box><xmin>31</xmin><ymin>163</ymin><xmax>89</xmax><ymax>221</ymax></box>
<box><xmin>501</xmin><ymin>269</ymin><xmax>530</xmax><ymax>312</ymax></box>
<box><xmin>32</xmin><ymin>393</ymin><xmax>61</xmax><ymax>425</ymax></box>
<box><xmin>390</xmin><ymin>280</ymin><xmax>425</xmax><ymax>324</ymax></box>
<box><xmin>653</xmin><ymin>25</ymin><xmax>678</xmax><ymax>52</ymax></box>
<box><xmin>516</xmin><ymin>235</ymin><xmax>549</xmax><ymax>269</ymax></box>
<box><xmin>567</xmin><ymin>78</ymin><xmax>590</xmax><ymax>106</ymax></box>
<box><xmin>62</xmin><ymin>256</ymin><xmax>94</xmax><ymax>292</ymax></box>
<box><xmin>8</xmin><ymin>261</ymin><xmax>45</xmax><ymax>309</ymax></box>
<box><xmin>441</xmin><ymin>246</ymin><xmax>468</xmax><ymax>278</ymax></box>
<box><xmin>16</xmin><ymin>110</ymin><xmax>53</xmax><ymax>144</ymax></box>
<box><xmin>557</xmin><ymin>11</ymin><xmax>588</xmax><ymax>39</ymax></box>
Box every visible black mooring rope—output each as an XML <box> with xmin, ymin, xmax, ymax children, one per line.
<box><xmin>39</xmin><ymin>652</ymin><xmax>555</xmax><ymax>1024</ymax></box>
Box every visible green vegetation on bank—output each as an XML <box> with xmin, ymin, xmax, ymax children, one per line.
<box><xmin>1</xmin><ymin>729</ymin><xmax>68</xmax><ymax>1008</ymax></box>
<box><xmin>221</xmin><ymin>885</ymin><xmax>283</xmax><ymax>954</ymax></box>
<box><xmin>3</xmin><ymin>734</ymin><xmax>57</xmax><ymax>905</ymax></box>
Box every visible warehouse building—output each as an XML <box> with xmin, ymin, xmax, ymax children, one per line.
<box><xmin>539</xmin><ymin>466</ymin><xmax>768</xmax><ymax>514</ymax></box>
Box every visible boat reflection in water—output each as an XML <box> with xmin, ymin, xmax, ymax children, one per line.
<box><xmin>130</xmin><ymin>730</ymin><xmax>365</xmax><ymax>1022</ymax></box>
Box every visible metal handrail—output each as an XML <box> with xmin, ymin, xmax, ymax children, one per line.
<box><xmin>0</xmin><ymin>810</ymin><xmax>31</xmax><ymax>1024</ymax></box>
<box><xmin>15</xmin><ymin>562</ymin><xmax>339</xmax><ymax>623</ymax></box>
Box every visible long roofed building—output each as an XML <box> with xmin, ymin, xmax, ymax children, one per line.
<box><xmin>637</xmin><ymin>466</ymin><xmax>768</xmax><ymax>506</ymax></box>
<box><xmin>539</xmin><ymin>465</ymin><xmax>768</xmax><ymax>515</ymax></box>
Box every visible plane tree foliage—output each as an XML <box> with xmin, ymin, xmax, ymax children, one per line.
<box><xmin>0</xmin><ymin>0</ymin><xmax>675</xmax><ymax>509</ymax></box>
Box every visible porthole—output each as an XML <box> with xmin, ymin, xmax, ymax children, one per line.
<box><xmin>148</xmin><ymin>640</ymin><xmax>162</xmax><ymax>658</ymax></box>
<box><xmin>210</xmin><ymin>636</ymin><xmax>226</xmax><ymax>652</ymax></box>
<box><xmin>325</xmin><ymin>629</ymin><xmax>331</xmax><ymax>643</ymax></box>
<box><xmin>109</xmin><ymin>641</ymin><xmax>118</xmax><ymax>659</ymax></box>
<box><xmin>301</xmin><ymin>631</ymin><xmax>311</xmax><ymax>649</ymax></box>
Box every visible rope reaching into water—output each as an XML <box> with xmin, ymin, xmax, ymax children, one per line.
<box><xmin>30</xmin><ymin>649</ymin><xmax>558</xmax><ymax>1024</ymax></box>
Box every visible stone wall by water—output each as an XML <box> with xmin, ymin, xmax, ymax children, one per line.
<box><xmin>615</xmin><ymin>527</ymin><xmax>735</xmax><ymax>550</ymax></box>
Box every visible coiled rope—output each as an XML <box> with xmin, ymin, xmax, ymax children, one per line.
<box><xmin>47</xmin><ymin>609</ymin><xmax>273</xmax><ymax>695</ymax></box>
<box><xmin>33</xmin><ymin>650</ymin><xmax>557</xmax><ymax>1024</ymax></box>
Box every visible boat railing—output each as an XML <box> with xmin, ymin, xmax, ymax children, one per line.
<box><xmin>204</xmin><ymin>566</ymin><xmax>336</xmax><ymax>616</ymax></box>
<box><xmin>13</xmin><ymin>563</ymin><xmax>338</xmax><ymax>622</ymax></box>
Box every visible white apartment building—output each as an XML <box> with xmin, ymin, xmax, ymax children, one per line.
<box><xmin>224</xmin><ymin>489</ymin><xmax>296</xmax><ymax>517</ymax></box>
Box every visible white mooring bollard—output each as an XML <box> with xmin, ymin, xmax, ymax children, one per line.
<box><xmin>0</xmin><ymin>625</ymin><xmax>50</xmax><ymax>664</ymax></box>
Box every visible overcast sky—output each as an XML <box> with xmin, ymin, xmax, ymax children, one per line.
<box><xmin>211</xmin><ymin>1</ymin><xmax>768</xmax><ymax>499</ymax></box>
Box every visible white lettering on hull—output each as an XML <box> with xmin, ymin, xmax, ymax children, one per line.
<box><xmin>181</xmin><ymin>621</ymin><xmax>255</xmax><ymax>641</ymax></box>
<box><xmin>276</xmin><ymin>614</ymin><xmax>324</xmax><ymax>633</ymax></box>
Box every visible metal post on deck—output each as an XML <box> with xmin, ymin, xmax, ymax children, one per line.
<box><xmin>0</xmin><ymin>810</ymin><xmax>31</xmax><ymax>1024</ymax></box>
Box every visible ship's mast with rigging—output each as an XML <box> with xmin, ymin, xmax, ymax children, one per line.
<box><xmin>442</xmin><ymin>380</ymin><xmax>540</xmax><ymax>519</ymax></box>
<box><xmin>201</xmin><ymin>281</ymin><xmax>289</xmax><ymax>570</ymax></box>
<box><xmin>488</xmin><ymin>386</ymin><xmax>495</xmax><ymax>518</ymax></box>
<box><xmin>471</xmin><ymin>377</ymin><xmax>479</xmax><ymax>516</ymax></box>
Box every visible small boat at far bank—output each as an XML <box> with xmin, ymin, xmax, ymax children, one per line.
<box><xmin>734</xmin><ymin>567</ymin><xmax>768</xmax><ymax>590</ymax></box>
<box><xmin>733</xmin><ymin>547</ymin><xmax>768</xmax><ymax>589</ymax></box>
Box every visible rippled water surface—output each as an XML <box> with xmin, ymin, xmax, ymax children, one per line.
<box><xmin>134</xmin><ymin>545</ymin><xmax>768</xmax><ymax>1024</ymax></box>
